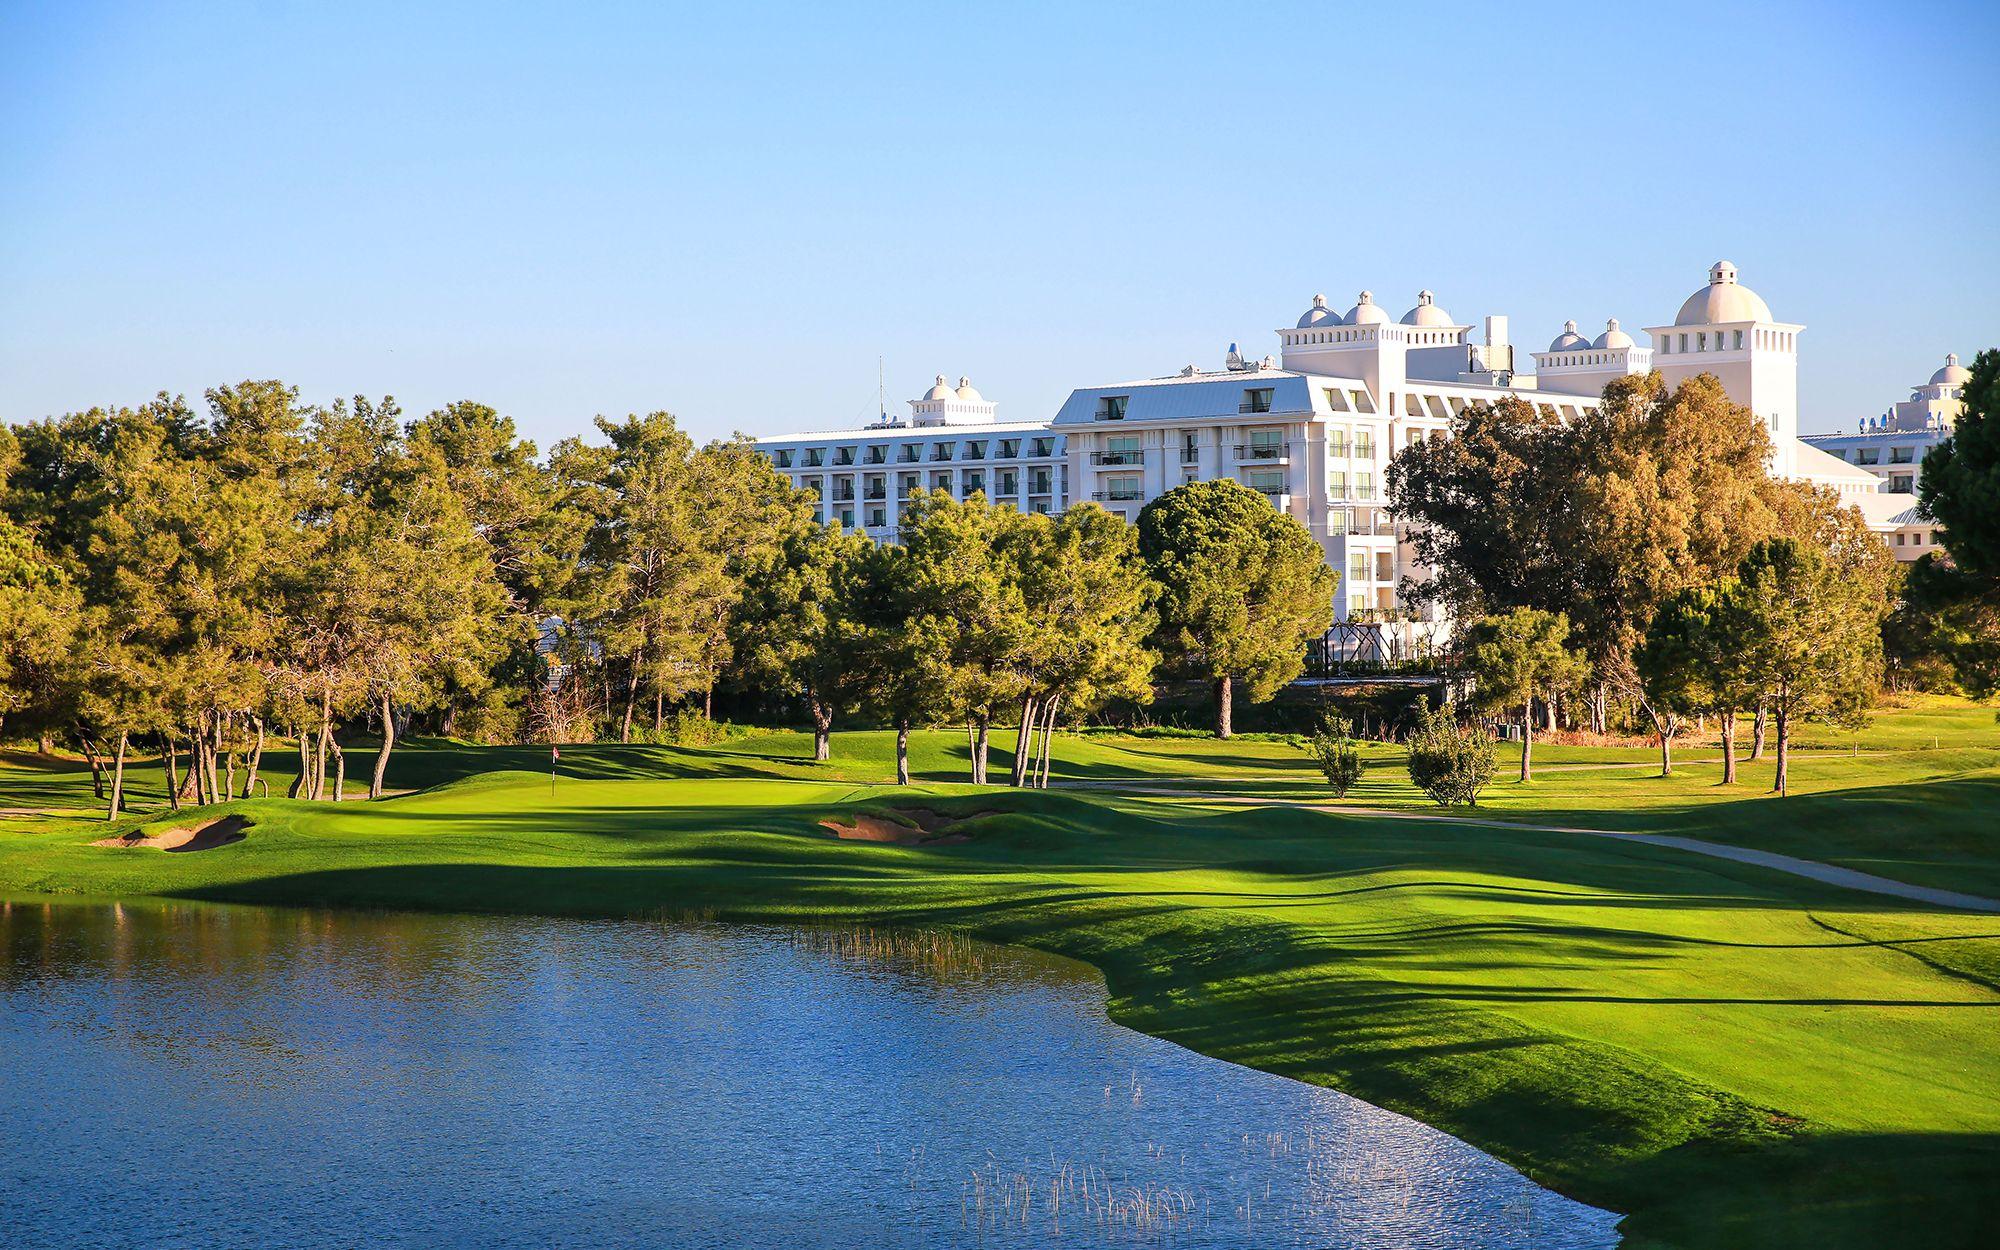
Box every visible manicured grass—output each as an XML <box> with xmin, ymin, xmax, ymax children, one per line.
<box><xmin>3</xmin><ymin>696</ymin><xmax>1997</xmax><ymax>1247</ymax></box>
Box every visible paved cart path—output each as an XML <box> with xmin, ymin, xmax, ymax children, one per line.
<box><xmin>1059</xmin><ymin>781</ymin><xmax>2000</xmax><ymax>914</ymax></box>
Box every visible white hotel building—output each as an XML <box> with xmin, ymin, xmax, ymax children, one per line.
<box><xmin>757</xmin><ymin>262</ymin><xmax>1915</xmax><ymax>652</ymax></box>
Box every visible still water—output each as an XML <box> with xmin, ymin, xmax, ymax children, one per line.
<box><xmin>0</xmin><ymin>900</ymin><xmax>1621</xmax><ymax>1248</ymax></box>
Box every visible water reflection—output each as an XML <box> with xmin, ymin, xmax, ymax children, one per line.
<box><xmin>0</xmin><ymin>899</ymin><xmax>1621</xmax><ymax>1248</ymax></box>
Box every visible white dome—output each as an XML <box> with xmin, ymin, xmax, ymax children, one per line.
<box><xmin>1548</xmin><ymin>320</ymin><xmax>1590</xmax><ymax>352</ymax></box>
<box><xmin>1674</xmin><ymin>260</ymin><xmax>1773</xmax><ymax>325</ymax></box>
<box><xmin>1931</xmin><ymin>353</ymin><xmax>1971</xmax><ymax>386</ymax></box>
<box><xmin>1296</xmin><ymin>293</ymin><xmax>1342</xmax><ymax>329</ymax></box>
<box><xmin>1593</xmin><ymin>318</ymin><xmax>1635</xmax><ymax>350</ymax></box>
<box><xmin>1346</xmin><ymin>290</ymin><xmax>1392</xmax><ymax>326</ymax></box>
<box><xmin>954</xmin><ymin>375</ymin><xmax>984</xmax><ymax>401</ymax></box>
<box><xmin>1401</xmin><ymin>289</ymin><xmax>1455</xmax><ymax>327</ymax></box>
<box><xmin>921</xmin><ymin>374</ymin><xmax>956</xmax><ymax>401</ymax></box>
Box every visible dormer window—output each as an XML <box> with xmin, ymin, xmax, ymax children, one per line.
<box><xmin>803</xmin><ymin>448</ymin><xmax>824</xmax><ymax>467</ymax></box>
<box><xmin>1032</xmin><ymin>437</ymin><xmax>1055</xmax><ymax>457</ymax></box>
<box><xmin>1240</xmin><ymin>388</ymin><xmax>1273</xmax><ymax>414</ymax></box>
<box><xmin>964</xmin><ymin>441</ymin><xmax>986</xmax><ymax>460</ymax></box>
<box><xmin>864</xmin><ymin>445</ymin><xmax>886</xmax><ymax>464</ymax></box>
<box><xmin>1096</xmin><ymin>395</ymin><xmax>1129</xmax><ymax>421</ymax></box>
<box><xmin>773</xmin><ymin>449</ymin><xmax>793</xmax><ymax>468</ymax></box>
<box><xmin>834</xmin><ymin>446</ymin><xmax>854</xmax><ymax>465</ymax></box>
<box><xmin>999</xmin><ymin>438</ymin><xmax>1021</xmax><ymax>457</ymax></box>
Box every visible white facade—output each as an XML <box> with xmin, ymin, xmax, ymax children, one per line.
<box><xmin>756</xmin><ymin>261</ymin><xmax>1916</xmax><ymax>638</ymax></box>
<box><xmin>1802</xmin><ymin>353</ymin><xmax>1971</xmax><ymax>497</ymax></box>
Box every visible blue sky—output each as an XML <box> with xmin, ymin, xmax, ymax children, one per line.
<box><xmin>3</xmin><ymin>1</ymin><xmax>1995</xmax><ymax>446</ymax></box>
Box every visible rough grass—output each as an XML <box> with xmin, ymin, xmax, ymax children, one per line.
<box><xmin>3</xmin><ymin>695</ymin><xmax>1998</xmax><ymax>1248</ymax></box>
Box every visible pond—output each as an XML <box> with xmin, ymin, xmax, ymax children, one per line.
<box><xmin>0</xmin><ymin>899</ymin><xmax>1621</xmax><ymax>1248</ymax></box>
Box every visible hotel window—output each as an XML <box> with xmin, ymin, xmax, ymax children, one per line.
<box><xmin>864</xmin><ymin>445</ymin><xmax>886</xmax><ymax>465</ymax></box>
<box><xmin>999</xmin><ymin>438</ymin><xmax>1021</xmax><ymax>457</ymax></box>
<box><xmin>1891</xmin><ymin>475</ymin><xmax>1913</xmax><ymax>493</ymax></box>
<box><xmin>773</xmin><ymin>449</ymin><xmax>794</xmax><ymax>468</ymax></box>
<box><xmin>1030</xmin><ymin>470</ymin><xmax>1052</xmax><ymax>494</ymax></box>
<box><xmin>1031</xmin><ymin>500</ymin><xmax>1051</xmax><ymax>515</ymax></box>
<box><xmin>899</xmin><ymin>473</ymin><xmax>919</xmax><ymax>496</ymax></box>
<box><xmin>1323</xmin><ymin>387</ymin><xmax>1351</xmax><ymax>413</ymax></box>
<box><xmin>1101</xmin><ymin>434</ymin><xmax>1142</xmax><ymax>464</ymax></box>
<box><xmin>1101</xmin><ymin>475</ymin><xmax>1143</xmax><ymax>502</ymax></box>
<box><xmin>1696</xmin><ymin>332</ymin><xmax>1708</xmax><ymax>351</ymax></box>
<box><xmin>1327</xmin><ymin>507</ymin><xmax>1350</xmax><ymax>535</ymax></box>
<box><xmin>1329</xmin><ymin>470</ymin><xmax>1348</xmax><ymax>498</ymax></box>
<box><xmin>1896</xmin><ymin>532</ymin><xmax>1906</xmax><ymax>546</ymax></box>
<box><xmin>1032</xmin><ymin>437</ymin><xmax>1055</xmax><ymax>457</ymax></box>
<box><xmin>1424</xmin><ymin>396</ymin><xmax>1449</xmax><ymax>419</ymax></box>
<box><xmin>1679</xmin><ymin>334</ymin><xmax>1689</xmax><ymax>352</ymax></box>
<box><xmin>1240</xmin><ymin>387</ymin><xmax>1274</xmax><ymax>414</ymax></box>
<box><xmin>1095</xmin><ymin>395</ymin><xmax>1129</xmax><ymax>420</ymax></box>
<box><xmin>1376</xmin><ymin>552</ymin><xmax>1395</xmax><ymax>582</ymax></box>
<box><xmin>898</xmin><ymin>443</ymin><xmax>920</xmax><ymax>463</ymax></box>
<box><xmin>1351</xmin><ymin>390</ymin><xmax>1376</xmax><ymax>414</ymax></box>
<box><xmin>1246</xmin><ymin>469</ymin><xmax>1286</xmax><ymax>496</ymax></box>
<box><xmin>1733</xmin><ymin>330</ymin><xmax>1744</xmax><ymax>349</ymax></box>
<box><xmin>803</xmin><ymin>448</ymin><xmax>824</xmax><ymax>467</ymax></box>
<box><xmin>1246</xmin><ymin>429</ymin><xmax>1284</xmax><ymax>459</ymax></box>
<box><xmin>1356</xmin><ymin>471</ymin><xmax>1376</xmax><ymax>500</ymax></box>
<box><xmin>931</xmin><ymin>472</ymin><xmax>952</xmax><ymax>491</ymax></box>
<box><xmin>838</xmin><ymin>508</ymin><xmax>854</xmax><ymax>529</ymax></box>
<box><xmin>834</xmin><ymin>446</ymin><xmax>855</xmax><ymax>466</ymax></box>
<box><xmin>1349</xmin><ymin>553</ymin><xmax>1368</xmax><ymax>582</ymax></box>
<box><xmin>867</xmin><ymin>507</ymin><xmax>885</xmax><ymax>528</ymax></box>
<box><xmin>965</xmin><ymin>471</ymin><xmax>986</xmax><ymax>493</ymax></box>
<box><xmin>1182</xmin><ymin>432</ymin><xmax>1199</xmax><ymax>464</ymax></box>
<box><xmin>964</xmin><ymin>441</ymin><xmax>987</xmax><ymax>460</ymax></box>
<box><xmin>1328</xmin><ymin>429</ymin><xmax>1349</xmax><ymax>457</ymax></box>
<box><xmin>1889</xmin><ymin>446</ymin><xmax>1914</xmax><ymax>464</ymax></box>
<box><xmin>1404</xmin><ymin>394</ymin><xmax>1423</xmax><ymax>418</ymax></box>
<box><xmin>1354</xmin><ymin>432</ymin><xmax>1375</xmax><ymax>459</ymax></box>
<box><xmin>931</xmin><ymin>442</ymin><xmax>954</xmax><ymax>461</ymax></box>
<box><xmin>999</xmin><ymin>471</ymin><xmax>1018</xmax><ymax>494</ymax></box>
<box><xmin>1349</xmin><ymin>592</ymin><xmax>1367</xmax><ymax>613</ymax></box>
<box><xmin>1857</xmin><ymin>448</ymin><xmax>1880</xmax><ymax>464</ymax></box>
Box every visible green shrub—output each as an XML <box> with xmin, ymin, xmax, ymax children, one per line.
<box><xmin>1303</xmin><ymin>716</ymin><xmax>1364</xmax><ymax>798</ymax></box>
<box><xmin>630</xmin><ymin>712</ymin><xmax>745</xmax><ymax>747</ymax></box>
<box><xmin>1405</xmin><ymin>704</ymin><xmax>1496</xmax><ymax>807</ymax></box>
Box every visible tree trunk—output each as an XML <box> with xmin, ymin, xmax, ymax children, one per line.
<box><xmin>966</xmin><ymin>722</ymin><xmax>978</xmax><ymax>783</ymax></box>
<box><xmin>162</xmin><ymin>733</ymin><xmax>182</xmax><ymax>811</ymax></box>
<box><xmin>1036</xmin><ymin>694</ymin><xmax>1061</xmax><ymax>788</ymax></box>
<box><xmin>654</xmin><ymin>689</ymin><xmax>664</xmax><ymax>734</ymax></box>
<box><xmin>370</xmin><ymin>691</ymin><xmax>396</xmax><ymax>799</ymax></box>
<box><xmin>289</xmin><ymin>726</ymin><xmax>309</xmax><ymax>799</ymax></box>
<box><xmin>1772</xmin><ymin>700</ymin><xmax>1790</xmax><ymax>796</ymax></box>
<box><xmin>330</xmin><ymin>736</ymin><xmax>346</xmax><ymax>802</ymax></box>
<box><xmin>224</xmin><ymin>751</ymin><xmax>236</xmax><ymax>802</ymax></box>
<box><xmin>703</xmin><ymin>684</ymin><xmax>713</xmax><ymax>720</ymax></box>
<box><xmin>974</xmin><ymin>720</ymin><xmax>990</xmax><ymax>786</ymax></box>
<box><xmin>810</xmin><ymin>699</ymin><xmax>832</xmax><ymax>762</ymax></box>
<box><xmin>244</xmin><ymin>717</ymin><xmax>264</xmax><ymax>799</ymax></box>
<box><xmin>39</xmin><ymin>732</ymin><xmax>55</xmax><ymax>755</ymax></box>
<box><xmin>894</xmin><ymin>724</ymin><xmax>910</xmax><ymax>785</ymax></box>
<box><xmin>1519</xmin><ymin>700</ymin><xmax>1533</xmax><ymax>783</ymax></box>
<box><xmin>1650</xmin><ymin>708</ymin><xmax>1674</xmax><ymax>777</ymax></box>
<box><xmin>1214</xmin><ymin>674</ymin><xmax>1233</xmax><ymax>740</ymax></box>
<box><xmin>104</xmin><ymin>731</ymin><xmax>128</xmax><ymax>822</ymax></box>
<box><xmin>1591</xmin><ymin>683</ymin><xmax>1608</xmax><ymax>735</ymax></box>
<box><xmin>1544</xmin><ymin>695</ymin><xmax>1557</xmax><ymax>733</ymax></box>
<box><xmin>79</xmin><ymin>732</ymin><xmax>106</xmax><ymax>800</ymax></box>
<box><xmin>1720</xmin><ymin>709</ymin><xmax>1738</xmax><ymax>785</ymax></box>
<box><xmin>1751</xmin><ymin>704</ymin><xmax>1767</xmax><ymax>760</ymax></box>
<box><xmin>1010</xmin><ymin>696</ymin><xmax>1038</xmax><ymax>788</ymax></box>
<box><xmin>620</xmin><ymin>667</ymin><xmax>639</xmax><ymax>744</ymax></box>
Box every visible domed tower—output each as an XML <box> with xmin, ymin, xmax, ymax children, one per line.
<box><xmin>1644</xmin><ymin>261</ymin><xmax>1804</xmax><ymax>475</ymax></box>
<box><xmin>1533</xmin><ymin>317</ymin><xmax>1652</xmax><ymax>396</ymax></box>
<box><xmin>907</xmin><ymin>373</ymin><xmax>999</xmax><ymax>427</ymax></box>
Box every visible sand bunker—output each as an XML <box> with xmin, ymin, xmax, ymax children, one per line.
<box><xmin>818</xmin><ymin>808</ymin><xmax>996</xmax><ymax>847</ymax></box>
<box><xmin>94</xmin><ymin>815</ymin><xmax>249</xmax><ymax>853</ymax></box>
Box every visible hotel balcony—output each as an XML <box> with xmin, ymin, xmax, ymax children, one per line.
<box><xmin>1234</xmin><ymin>444</ymin><xmax>1288</xmax><ymax>461</ymax></box>
<box><xmin>1090</xmin><ymin>450</ymin><xmax>1145</xmax><ymax>465</ymax></box>
<box><xmin>1091</xmin><ymin>489</ymin><xmax>1145</xmax><ymax>503</ymax></box>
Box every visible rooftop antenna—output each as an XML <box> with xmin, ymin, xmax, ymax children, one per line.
<box><xmin>878</xmin><ymin>356</ymin><xmax>888</xmax><ymax>425</ymax></box>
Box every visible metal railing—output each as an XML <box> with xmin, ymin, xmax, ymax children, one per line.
<box><xmin>1091</xmin><ymin>490</ymin><xmax>1145</xmax><ymax>503</ymax></box>
<box><xmin>1234</xmin><ymin>444</ymin><xmax>1287</xmax><ymax>460</ymax></box>
<box><xmin>1090</xmin><ymin>450</ymin><xmax>1144</xmax><ymax>465</ymax></box>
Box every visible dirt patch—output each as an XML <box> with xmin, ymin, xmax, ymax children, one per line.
<box><xmin>817</xmin><ymin>808</ymin><xmax>1000</xmax><ymax>847</ymax></box>
<box><xmin>94</xmin><ymin>815</ymin><xmax>249</xmax><ymax>853</ymax></box>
